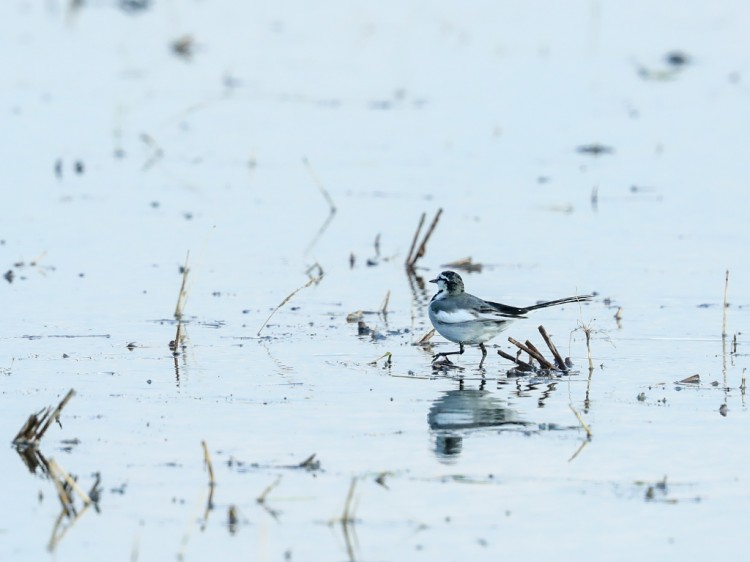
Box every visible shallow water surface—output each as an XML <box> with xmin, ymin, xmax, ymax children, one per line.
<box><xmin>2</xmin><ymin>1</ymin><xmax>750</xmax><ymax>561</ymax></box>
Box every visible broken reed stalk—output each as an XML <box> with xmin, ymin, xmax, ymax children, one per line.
<box><xmin>538</xmin><ymin>325</ymin><xmax>566</xmax><ymax>370</ymax></box>
<box><xmin>408</xmin><ymin>208</ymin><xmax>443</xmax><ymax>268</ymax></box>
<box><xmin>405</xmin><ymin>208</ymin><xmax>442</xmax><ymax>269</ymax></box>
<box><xmin>14</xmin><ymin>389</ymin><xmax>77</xmax><ymax>447</ymax></box>
<box><xmin>257</xmin><ymin>476</ymin><xmax>282</xmax><ymax>504</ymax></box>
<box><xmin>497</xmin><ymin>349</ymin><xmax>533</xmax><ymax>371</ymax></box>
<box><xmin>722</xmin><ymin>269</ymin><xmax>729</xmax><ymax>338</ymax></box>
<box><xmin>525</xmin><ymin>340</ymin><xmax>552</xmax><ymax>369</ymax></box>
<box><xmin>405</xmin><ymin>213</ymin><xmax>426</xmax><ymax>267</ymax></box>
<box><xmin>380</xmin><ymin>290</ymin><xmax>390</xmax><ymax>315</ymax></box>
<box><xmin>171</xmin><ymin>252</ymin><xmax>190</xmax><ymax>354</ymax></box>
<box><xmin>508</xmin><ymin>337</ymin><xmax>554</xmax><ymax>370</ymax></box>
<box><xmin>341</xmin><ymin>477</ymin><xmax>357</xmax><ymax>523</ymax></box>
<box><xmin>201</xmin><ymin>441</ymin><xmax>216</xmax><ymax>527</ymax></box>
<box><xmin>37</xmin><ymin>389</ymin><xmax>76</xmax><ymax>442</ymax></box>
<box><xmin>201</xmin><ymin>440</ymin><xmax>215</xmax><ymax>486</ymax></box>
<box><xmin>174</xmin><ymin>252</ymin><xmax>190</xmax><ymax>320</ymax></box>
<box><xmin>257</xmin><ymin>264</ymin><xmax>324</xmax><ymax>336</ymax></box>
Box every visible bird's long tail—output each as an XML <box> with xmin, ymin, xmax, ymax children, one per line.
<box><xmin>521</xmin><ymin>294</ymin><xmax>592</xmax><ymax>313</ymax></box>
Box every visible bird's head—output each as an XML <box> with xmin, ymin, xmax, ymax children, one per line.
<box><xmin>429</xmin><ymin>271</ymin><xmax>465</xmax><ymax>297</ymax></box>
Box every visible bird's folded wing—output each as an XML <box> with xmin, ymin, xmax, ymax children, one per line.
<box><xmin>431</xmin><ymin>305</ymin><xmax>523</xmax><ymax>324</ymax></box>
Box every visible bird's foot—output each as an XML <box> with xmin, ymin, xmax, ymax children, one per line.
<box><xmin>432</xmin><ymin>353</ymin><xmax>454</xmax><ymax>365</ymax></box>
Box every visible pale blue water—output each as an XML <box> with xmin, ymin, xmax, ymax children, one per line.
<box><xmin>2</xmin><ymin>1</ymin><xmax>750</xmax><ymax>561</ymax></box>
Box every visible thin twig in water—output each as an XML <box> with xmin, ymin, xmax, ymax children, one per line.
<box><xmin>569</xmin><ymin>404</ymin><xmax>592</xmax><ymax>439</ymax></box>
<box><xmin>201</xmin><ymin>441</ymin><xmax>216</xmax><ymax>529</ymax></box>
<box><xmin>722</xmin><ymin>269</ymin><xmax>729</xmax><ymax>338</ymax></box>
<box><xmin>175</xmin><ymin>252</ymin><xmax>191</xmax><ymax>320</ymax></box>
<box><xmin>408</xmin><ymin>208</ymin><xmax>443</xmax><ymax>269</ymax></box>
<box><xmin>405</xmin><ymin>212</ymin><xmax>426</xmax><ymax>267</ymax></box>
<box><xmin>379</xmin><ymin>290</ymin><xmax>390</xmax><ymax>315</ymax></box>
<box><xmin>48</xmin><ymin>458</ymin><xmax>92</xmax><ymax>506</ymax></box>
<box><xmin>14</xmin><ymin>389</ymin><xmax>77</xmax><ymax>448</ymax></box>
<box><xmin>36</xmin><ymin>389</ymin><xmax>76</xmax><ymax>443</ymax></box>
<box><xmin>171</xmin><ymin>252</ymin><xmax>191</xmax><ymax>355</ymax></box>
<box><xmin>257</xmin><ymin>476</ymin><xmax>282</xmax><ymax>504</ymax></box>
<box><xmin>303</xmin><ymin>158</ymin><xmax>336</xmax><ymax>214</ymax></box>
<box><xmin>508</xmin><ymin>337</ymin><xmax>553</xmax><ymax>370</ymax></box>
<box><xmin>257</xmin><ymin>263</ymin><xmax>324</xmax><ymax>336</ymax></box>
<box><xmin>368</xmin><ymin>352</ymin><xmax>393</xmax><ymax>367</ymax></box>
<box><xmin>202</xmin><ymin>441</ymin><xmax>215</xmax><ymax>486</ymax></box>
<box><xmin>303</xmin><ymin>158</ymin><xmax>337</xmax><ymax>254</ymax></box>
<box><xmin>414</xmin><ymin>328</ymin><xmax>435</xmax><ymax>346</ymax></box>
<box><xmin>341</xmin><ymin>477</ymin><xmax>357</xmax><ymax>523</ymax></box>
<box><xmin>538</xmin><ymin>325</ymin><xmax>566</xmax><ymax>370</ymax></box>
<box><xmin>497</xmin><ymin>349</ymin><xmax>533</xmax><ymax>371</ymax></box>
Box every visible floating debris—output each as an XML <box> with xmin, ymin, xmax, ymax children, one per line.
<box><xmin>665</xmin><ymin>50</ymin><xmax>691</xmax><ymax>68</ymax></box>
<box><xmin>576</xmin><ymin>143</ymin><xmax>614</xmax><ymax>156</ymax></box>
<box><xmin>441</xmin><ymin>257</ymin><xmax>483</xmax><ymax>273</ymax></box>
<box><xmin>171</xmin><ymin>35</ymin><xmax>195</xmax><ymax>60</ymax></box>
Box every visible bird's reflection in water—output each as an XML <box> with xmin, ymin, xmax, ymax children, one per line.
<box><xmin>428</xmin><ymin>384</ymin><xmax>530</xmax><ymax>462</ymax></box>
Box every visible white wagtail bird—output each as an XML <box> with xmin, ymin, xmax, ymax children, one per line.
<box><xmin>428</xmin><ymin>271</ymin><xmax>591</xmax><ymax>368</ymax></box>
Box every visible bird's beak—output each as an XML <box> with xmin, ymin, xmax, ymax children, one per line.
<box><xmin>429</xmin><ymin>278</ymin><xmax>438</xmax><ymax>284</ymax></box>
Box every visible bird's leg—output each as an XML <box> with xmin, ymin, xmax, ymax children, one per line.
<box><xmin>432</xmin><ymin>343</ymin><xmax>465</xmax><ymax>364</ymax></box>
<box><xmin>478</xmin><ymin>343</ymin><xmax>488</xmax><ymax>369</ymax></box>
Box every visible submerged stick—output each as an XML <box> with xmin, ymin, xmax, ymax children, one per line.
<box><xmin>538</xmin><ymin>325</ymin><xmax>566</xmax><ymax>370</ymax></box>
<box><xmin>257</xmin><ymin>264</ymin><xmax>324</xmax><ymax>336</ymax></box>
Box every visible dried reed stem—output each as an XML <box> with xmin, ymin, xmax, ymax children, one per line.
<box><xmin>569</xmin><ymin>405</ymin><xmax>592</xmax><ymax>439</ymax></box>
<box><xmin>341</xmin><ymin>477</ymin><xmax>357</xmax><ymax>523</ymax></box>
<box><xmin>408</xmin><ymin>208</ymin><xmax>443</xmax><ymax>268</ymax></box>
<box><xmin>497</xmin><ymin>349</ymin><xmax>533</xmax><ymax>371</ymax></box>
<box><xmin>257</xmin><ymin>476</ymin><xmax>282</xmax><ymax>504</ymax></box>
<box><xmin>202</xmin><ymin>441</ymin><xmax>215</xmax><ymax>485</ymax></box>
<box><xmin>257</xmin><ymin>264</ymin><xmax>324</xmax><ymax>336</ymax></box>
<box><xmin>538</xmin><ymin>325</ymin><xmax>566</xmax><ymax>370</ymax></box>
<box><xmin>405</xmin><ymin>213</ymin><xmax>426</xmax><ymax>266</ymax></box>
<box><xmin>303</xmin><ymin>157</ymin><xmax>336</xmax><ymax>214</ymax></box>
<box><xmin>33</xmin><ymin>389</ymin><xmax>76</xmax><ymax>444</ymax></box>
<box><xmin>722</xmin><ymin>269</ymin><xmax>729</xmax><ymax>337</ymax></box>
<box><xmin>508</xmin><ymin>337</ymin><xmax>553</xmax><ymax>369</ymax></box>
<box><xmin>380</xmin><ymin>290</ymin><xmax>390</xmax><ymax>315</ymax></box>
<box><xmin>174</xmin><ymin>252</ymin><xmax>190</xmax><ymax>320</ymax></box>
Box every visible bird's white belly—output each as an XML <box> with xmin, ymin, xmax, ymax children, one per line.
<box><xmin>429</xmin><ymin>307</ymin><xmax>512</xmax><ymax>345</ymax></box>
